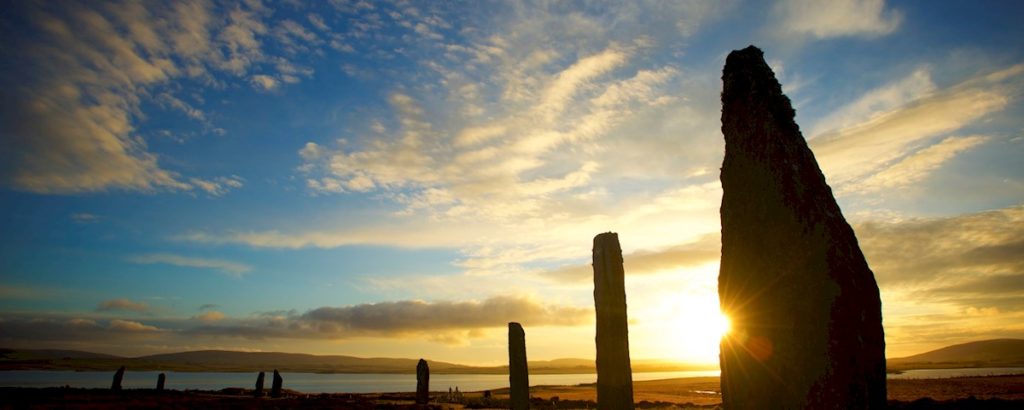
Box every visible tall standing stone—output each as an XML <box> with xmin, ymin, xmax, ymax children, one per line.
<box><xmin>416</xmin><ymin>359</ymin><xmax>430</xmax><ymax>405</ymax></box>
<box><xmin>592</xmin><ymin>232</ymin><xmax>634</xmax><ymax>410</ymax></box>
<box><xmin>718</xmin><ymin>45</ymin><xmax>886</xmax><ymax>409</ymax></box>
<box><xmin>156</xmin><ymin>373</ymin><xmax>166</xmax><ymax>391</ymax></box>
<box><xmin>508</xmin><ymin>322</ymin><xmax>530</xmax><ymax>410</ymax></box>
<box><xmin>254</xmin><ymin>371</ymin><xmax>265</xmax><ymax>397</ymax></box>
<box><xmin>111</xmin><ymin>366</ymin><xmax>125</xmax><ymax>391</ymax></box>
<box><xmin>271</xmin><ymin>369</ymin><xmax>283</xmax><ymax>398</ymax></box>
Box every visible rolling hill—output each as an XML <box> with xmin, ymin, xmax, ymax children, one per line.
<box><xmin>888</xmin><ymin>339</ymin><xmax>1024</xmax><ymax>370</ymax></box>
<box><xmin>0</xmin><ymin>348</ymin><xmax>713</xmax><ymax>374</ymax></box>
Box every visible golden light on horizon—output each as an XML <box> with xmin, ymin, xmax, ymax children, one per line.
<box><xmin>642</xmin><ymin>289</ymin><xmax>731</xmax><ymax>365</ymax></box>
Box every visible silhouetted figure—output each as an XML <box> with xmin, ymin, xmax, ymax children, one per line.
<box><xmin>718</xmin><ymin>45</ymin><xmax>886</xmax><ymax>409</ymax></box>
<box><xmin>416</xmin><ymin>358</ymin><xmax>429</xmax><ymax>405</ymax></box>
<box><xmin>111</xmin><ymin>366</ymin><xmax>125</xmax><ymax>391</ymax></box>
<box><xmin>156</xmin><ymin>373</ymin><xmax>165</xmax><ymax>391</ymax></box>
<box><xmin>509</xmin><ymin>322</ymin><xmax>530</xmax><ymax>410</ymax></box>
<box><xmin>254</xmin><ymin>371</ymin><xmax>265</xmax><ymax>397</ymax></box>
<box><xmin>592</xmin><ymin>232</ymin><xmax>634</xmax><ymax>410</ymax></box>
<box><xmin>271</xmin><ymin>369</ymin><xmax>283</xmax><ymax>398</ymax></box>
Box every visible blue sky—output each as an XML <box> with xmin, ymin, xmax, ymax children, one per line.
<box><xmin>1</xmin><ymin>0</ymin><xmax>1023</xmax><ymax>365</ymax></box>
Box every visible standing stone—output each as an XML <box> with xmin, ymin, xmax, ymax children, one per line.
<box><xmin>156</xmin><ymin>373</ymin><xmax>166</xmax><ymax>391</ymax></box>
<box><xmin>508</xmin><ymin>322</ymin><xmax>530</xmax><ymax>410</ymax></box>
<box><xmin>592</xmin><ymin>232</ymin><xmax>634</xmax><ymax>410</ymax></box>
<box><xmin>111</xmin><ymin>366</ymin><xmax>125</xmax><ymax>391</ymax></box>
<box><xmin>271</xmin><ymin>369</ymin><xmax>283</xmax><ymax>398</ymax></box>
<box><xmin>254</xmin><ymin>371</ymin><xmax>265</xmax><ymax>397</ymax></box>
<box><xmin>416</xmin><ymin>358</ymin><xmax>430</xmax><ymax>405</ymax></box>
<box><xmin>718</xmin><ymin>45</ymin><xmax>886</xmax><ymax>409</ymax></box>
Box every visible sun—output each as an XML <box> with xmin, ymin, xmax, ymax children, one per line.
<box><xmin>648</xmin><ymin>295</ymin><xmax>732</xmax><ymax>365</ymax></box>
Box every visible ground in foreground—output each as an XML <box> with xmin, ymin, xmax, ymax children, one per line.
<box><xmin>1</xmin><ymin>375</ymin><xmax>1022</xmax><ymax>409</ymax></box>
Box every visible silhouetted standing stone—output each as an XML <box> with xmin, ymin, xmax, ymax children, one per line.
<box><xmin>156</xmin><ymin>373</ymin><xmax>165</xmax><ymax>391</ymax></box>
<box><xmin>111</xmin><ymin>366</ymin><xmax>125</xmax><ymax>391</ymax></box>
<box><xmin>508</xmin><ymin>322</ymin><xmax>530</xmax><ymax>410</ymax></box>
<box><xmin>271</xmin><ymin>369</ymin><xmax>283</xmax><ymax>398</ymax></box>
<box><xmin>718</xmin><ymin>45</ymin><xmax>886</xmax><ymax>409</ymax></box>
<box><xmin>416</xmin><ymin>358</ymin><xmax>429</xmax><ymax>405</ymax></box>
<box><xmin>592</xmin><ymin>232</ymin><xmax>634</xmax><ymax>410</ymax></box>
<box><xmin>254</xmin><ymin>371</ymin><xmax>265</xmax><ymax>397</ymax></box>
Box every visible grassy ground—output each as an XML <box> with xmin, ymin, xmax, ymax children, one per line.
<box><xmin>2</xmin><ymin>375</ymin><xmax>1022</xmax><ymax>409</ymax></box>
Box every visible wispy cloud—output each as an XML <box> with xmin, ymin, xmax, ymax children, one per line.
<box><xmin>70</xmin><ymin>213</ymin><xmax>101</xmax><ymax>224</ymax></box>
<box><xmin>812</xmin><ymin>64</ymin><xmax>1024</xmax><ymax>192</ymax></box>
<box><xmin>0</xmin><ymin>295</ymin><xmax>591</xmax><ymax>348</ymax></box>
<box><xmin>193</xmin><ymin>310</ymin><xmax>226</xmax><ymax>323</ymax></box>
<box><xmin>189</xmin><ymin>175</ymin><xmax>245</xmax><ymax>197</ymax></box>
<box><xmin>545</xmin><ymin>235</ymin><xmax>720</xmax><ymax>283</ymax></box>
<box><xmin>853</xmin><ymin>205</ymin><xmax>1024</xmax><ymax>354</ymax></box>
<box><xmin>0</xmin><ymin>0</ymin><xmax>316</xmax><ymax>194</ymax></box>
<box><xmin>96</xmin><ymin>298</ymin><xmax>151</xmax><ymax>313</ymax></box>
<box><xmin>129</xmin><ymin>253</ymin><xmax>251</xmax><ymax>277</ymax></box>
<box><xmin>774</xmin><ymin>0</ymin><xmax>902</xmax><ymax>39</ymax></box>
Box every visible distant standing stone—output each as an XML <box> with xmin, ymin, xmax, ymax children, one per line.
<box><xmin>254</xmin><ymin>371</ymin><xmax>265</xmax><ymax>397</ymax></box>
<box><xmin>718</xmin><ymin>45</ymin><xmax>886</xmax><ymax>409</ymax></box>
<box><xmin>271</xmin><ymin>369</ymin><xmax>283</xmax><ymax>398</ymax></box>
<box><xmin>416</xmin><ymin>358</ymin><xmax>430</xmax><ymax>405</ymax></box>
<box><xmin>111</xmin><ymin>366</ymin><xmax>125</xmax><ymax>391</ymax></box>
<box><xmin>156</xmin><ymin>373</ymin><xmax>165</xmax><ymax>391</ymax></box>
<box><xmin>508</xmin><ymin>322</ymin><xmax>530</xmax><ymax>410</ymax></box>
<box><xmin>592</xmin><ymin>232</ymin><xmax>634</xmax><ymax>410</ymax></box>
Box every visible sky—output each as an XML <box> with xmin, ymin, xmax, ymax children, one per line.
<box><xmin>1</xmin><ymin>0</ymin><xmax>1023</xmax><ymax>367</ymax></box>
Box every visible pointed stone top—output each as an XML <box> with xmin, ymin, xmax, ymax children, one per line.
<box><xmin>722</xmin><ymin>44</ymin><xmax>801</xmax><ymax>150</ymax></box>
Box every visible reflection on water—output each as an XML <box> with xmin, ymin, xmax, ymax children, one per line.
<box><xmin>887</xmin><ymin>367</ymin><xmax>1024</xmax><ymax>379</ymax></box>
<box><xmin>3</xmin><ymin>368</ymin><xmax>1018</xmax><ymax>392</ymax></box>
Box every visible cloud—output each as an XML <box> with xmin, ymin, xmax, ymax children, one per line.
<box><xmin>199</xmin><ymin>303</ymin><xmax>220</xmax><ymax>311</ymax></box>
<box><xmin>811</xmin><ymin>64</ymin><xmax>1023</xmax><ymax>192</ymax></box>
<box><xmin>70</xmin><ymin>213</ymin><xmax>101</xmax><ymax>223</ymax></box>
<box><xmin>851</xmin><ymin>204</ymin><xmax>1024</xmax><ymax>355</ymax></box>
<box><xmin>0</xmin><ymin>316</ymin><xmax>166</xmax><ymax>343</ymax></box>
<box><xmin>856</xmin><ymin>205</ymin><xmax>1024</xmax><ymax>288</ymax></box>
<box><xmin>189</xmin><ymin>175</ymin><xmax>245</xmax><ymax>196</ymax></box>
<box><xmin>545</xmin><ymin>235</ymin><xmax>720</xmax><ymax>283</ymax></box>
<box><xmin>0</xmin><ymin>1</ymin><xmax>315</xmax><ymax>194</ymax></box>
<box><xmin>129</xmin><ymin>253</ymin><xmax>252</xmax><ymax>277</ymax></box>
<box><xmin>193</xmin><ymin>311</ymin><xmax>226</xmax><ymax>323</ymax></box>
<box><xmin>809</xmin><ymin>68</ymin><xmax>935</xmax><ymax>138</ymax></box>
<box><xmin>840</xmin><ymin>135</ymin><xmax>989</xmax><ymax>194</ymax></box>
<box><xmin>189</xmin><ymin>296</ymin><xmax>589</xmax><ymax>341</ymax></box>
<box><xmin>108</xmin><ymin>319</ymin><xmax>162</xmax><ymax>332</ymax></box>
<box><xmin>250</xmin><ymin>74</ymin><xmax>279</xmax><ymax>90</ymax></box>
<box><xmin>775</xmin><ymin>0</ymin><xmax>902</xmax><ymax>39</ymax></box>
<box><xmin>96</xmin><ymin>298</ymin><xmax>151</xmax><ymax>313</ymax></box>
<box><xmin>303</xmin><ymin>296</ymin><xmax>588</xmax><ymax>333</ymax></box>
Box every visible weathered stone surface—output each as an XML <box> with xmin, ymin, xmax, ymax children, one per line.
<box><xmin>718</xmin><ymin>45</ymin><xmax>886</xmax><ymax>409</ymax></box>
<box><xmin>271</xmin><ymin>369</ymin><xmax>283</xmax><ymax>398</ymax></box>
<box><xmin>254</xmin><ymin>371</ymin><xmax>265</xmax><ymax>397</ymax></box>
<box><xmin>156</xmin><ymin>373</ymin><xmax>166</xmax><ymax>391</ymax></box>
<box><xmin>111</xmin><ymin>366</ymin><xmax>125</xmax><ymax>391</ymax></box>
<box><xmin>416</xmin><ymin>358</ymin><xmax>430</xmax><ymax>405</ymax></box>
<box><xmin>508</xmin><ymin>322</ymin><xmax>530</xmax><ymax>410</ymax></box>
<box><xmin>592</xmin><ymin>232</ymin><xmax>634</xmax><ymax>410</ymax></box>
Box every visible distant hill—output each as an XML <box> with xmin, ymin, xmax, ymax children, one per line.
<box><xmin>0</xmin><ymin>348</ymin><xmax>710</xmax><ymax>374</ymax></box>
<box><xmin>0</xmin><ymin>348</ymin><xmax>120</xmax><ymax>361</ymax></box>
<box><xmin>888</xmin><ymin>339</ymin><xmax>1024</xmax><ymax>370</ymax></box>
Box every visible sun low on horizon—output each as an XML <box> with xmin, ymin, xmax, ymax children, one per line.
<box><xmin>1</xmin><ymin>0</ymin><xmax>1023</xmax><ymax>368</ymax></box>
